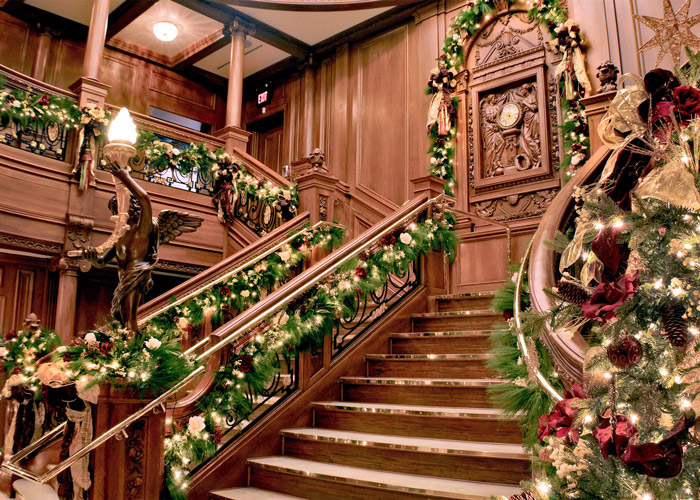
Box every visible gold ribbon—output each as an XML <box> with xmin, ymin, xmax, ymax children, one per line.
<box><xmin>634</xmin><ymin>159</ymin><xmax>700</xmax><ymax>210</ymax></box>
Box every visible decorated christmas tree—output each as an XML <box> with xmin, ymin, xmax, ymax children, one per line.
<box><xmin>512</xmin><ymin>51</ymin><xmax>700</xmax><ymax>500</ymax></box>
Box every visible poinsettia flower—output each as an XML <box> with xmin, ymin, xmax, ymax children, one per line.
<box><xmin>537</xmin><ymin>384</ymin><xmax>588</xmax><ymax>442</ymax></box>
<box><xmin>581</xmin><ymin>272</ymin><xmax>638</xmax><ymax>324</ymax></box>
<box><xmin>592</xmin><ymin>411</ymin><xmax>638</xmax><ymax>459</ymax></box>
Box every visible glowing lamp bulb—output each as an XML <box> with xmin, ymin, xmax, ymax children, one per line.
<box><xmin>108</xmin><ymin>108</ymin><xmax>138</xmax><ymax>144</ymax></box>
<box><xmin>153</xmin><ymin>21</ymin><xmax>179</xmax><ymax>42</ymax></box>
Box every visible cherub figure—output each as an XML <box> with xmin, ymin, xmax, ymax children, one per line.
<box><xmin>83</xmin><ymin>164</ymin><xmax>203</xmax><ymax>335</ymax></box>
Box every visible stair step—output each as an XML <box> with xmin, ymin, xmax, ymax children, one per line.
<box><xmin>433</xmin><ymin>293</ymin><xmax>497</xmax><ymax>312</ymax></box>
<box><xmin>247</xmin><ymin>456</ymin><xmax>523</xmax><ymax>500</ymax></box>
<box><xmin>339</xmin><ymin>377</ymin><xmax>502</xmax><ymax>408</ymax></box>
<box><xmin>366</xmin><ymin>353</ymin><xmax>496</xmax><ymax>378</ymax></box>
<box><xmin>312</xmin><ymin>401</ymin><xmax>522</xmax><ymax>443</ymax></box>
<box><xmin>412</xmin><ymin>311</ymin><xmax>501</xmax><ymax>332</ymax></box>
<box><xmin>211</xmin><ymin>487</ymin><xmax>305</xmax><ymax>500</ymax></box>
<box><xmin>280</xmin><ymin>428</ymin><xmax>529</xmax><ymax>484</ymax></box>
<box><xmin>390</xmin><ymin>331</ymin><xmax>492</xmax><ymax>354</ymax></box>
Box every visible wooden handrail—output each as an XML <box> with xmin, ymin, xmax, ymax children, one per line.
<box><xmin>137</xmin><ymin>212</ymin><xmax>311</xmax><ymax>325</ymax></box>
<box><xmin>1</xmin><ymin>193</ymin><xmax>439</xmax><ymax>487</ymax></box>
<box><xmin>232</xmin><ymin>146</ymin><xmax>295</xmax><ymax>188</ymax></box>
<box><xmin>528</xmin><ymin>145</ymin><xmax>611</xmax><ymax>387</ymax></box>
<box><xmin>0</xmin><ymin>64</ymin><xmax>77</xmax><ymax>100</ymax></box>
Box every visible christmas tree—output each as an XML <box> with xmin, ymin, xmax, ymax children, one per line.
<box><xmin>521</xmin><ymin>51</ymin><xmax>700</xmax><ymax>499</ymax></box>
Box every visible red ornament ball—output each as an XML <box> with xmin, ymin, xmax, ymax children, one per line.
<box><xmin>606</xmin><ymin>336</ymin><xmax>643</xmax><ymax>369</ymax></box>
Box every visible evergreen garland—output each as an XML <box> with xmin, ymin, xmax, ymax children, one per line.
<box><xmin>487</xmin><ymin>267</ymin><xmax>565</xmax><ymax>451</ymax></box>
<box><xmin>428</xmin><ymin>0</ymin><xmax>591</xmax><ymax>194</ymax></box>
<box><xmin>163</xmin><ymin>216</ymin><xmax>457</xmax><ymax>498</ymax></box>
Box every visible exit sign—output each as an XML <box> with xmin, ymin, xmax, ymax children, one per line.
<box><xmin>256</xmin><ymin>89</ymin><xmax>272</xmax><ymax>107</ymax></box>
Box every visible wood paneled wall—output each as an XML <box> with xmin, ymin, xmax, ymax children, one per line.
<box><xmin>0</xmin><ymin>11</ymin><xmax>227</xmax><ymax>131</ymax></box>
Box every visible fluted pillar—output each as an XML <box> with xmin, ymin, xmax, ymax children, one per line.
<box><xmin>215</xmin><ymin>18</ymin><xmax>255</xmax><ymax>152</ymax></box>
<box><xmin>31</xmin><ymin>26</ymin><xmax>53</xmax><ymax>81</ymax></box>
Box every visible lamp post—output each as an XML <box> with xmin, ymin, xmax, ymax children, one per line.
<box><xmin>66</xmin><ymin>108</ymin><xmax>138</xmax><ymax>259</ymax></box>
<box><xmin>103</xmin><ymin>107</ymin><xmax>138</xmax><ymax>166</ymax></box>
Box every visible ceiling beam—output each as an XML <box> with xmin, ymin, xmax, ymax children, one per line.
<box><xmin>106</xmin><ymin>0</ymin><xmax>160</xmax><ymax>40</ymax></box>
<box><xmin>172</xmin><ymin>28</ymin><xmax>229</xmax><ymax>69</ymax></box>
<box><xmin>173</xmin><ymin>0</ymin><xmax>311</xmax><ymax>59</ymax></box>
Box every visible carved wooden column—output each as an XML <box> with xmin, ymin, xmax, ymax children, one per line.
<box><xmin>70</xmin><ymin>0</ymin><xmax>111</xmax><ymax>106</ymax></box>
<box><xmin>412</xmin><ymin>175</ymin><xmax>449</xmax><ymax>296</ymax></box>
<box><xmin>292</xmin><ymin>149</ymin><xmax>340</xmax><ymax>224</ymax></box>
<box><xmin>30</xmin><ymin>25</ymin><xmax>55</xmax><ymax>82</ymax></box>
<box><xmin>301</xmin><ymin>60</ymin><xmax>315</xmax><ymax>157</ymax></box>
<box><xmin>215</xmin><ymin>19</ymin><xmax>254</xmax><ymax>152</ymax></box>
<box><xmin>90</xmin><ymin>386</ymin><xmax>165</xmax><ymax>500</ymax></box>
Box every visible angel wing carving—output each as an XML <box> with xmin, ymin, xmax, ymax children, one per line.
<box><xmin>156</xmin><ymin>210</ymin><xmax>204</xmax><ymax>245</ymax></box>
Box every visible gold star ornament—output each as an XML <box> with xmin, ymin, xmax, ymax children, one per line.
<box><xmin>636</xmin><ymin>0</ymin><xmax>700</xmax><ymax>68</ymax></box>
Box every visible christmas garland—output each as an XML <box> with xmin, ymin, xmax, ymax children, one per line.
<box><xmin>488</xmin><ymin>266</ymin><xmax>565</xmax><ymax>451</ymax></box>
<box><xmin>501</xmin><ymin>57</ymin><xmax>700</xmax><ymax>499</ymax></box>
<box><xmin>163</xmin><ymin>216</ymin><xmax>457</xmax><ymax>498</ymax></box>
<box><xmin>0</xmin><ymin>85</ymin><xmax>299</xmax><ymax>212</ymax></box>
<box><xmin>427</xmin><ymin>0</ymin><xmax>592</xmax><ymax>194</ymax></box>
<box><xmin>53</xmin><ymin>223</ymin><xmax>343</xmax><ymax>397</ymax></box>
<box><xmin>136</xmin><ymin>132</ymin><xmax>299</xmax><ymax>218</ymax></box>
<box><xmin>0</xmin><ymin>322</ymin><xmax>61</xmax><ymax>400</ymax></box>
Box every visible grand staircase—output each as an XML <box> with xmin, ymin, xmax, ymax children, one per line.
<box><xmin>210</xmin><ymin>292</ymin><xmax>529</xmax><ymax>500</ymax></box>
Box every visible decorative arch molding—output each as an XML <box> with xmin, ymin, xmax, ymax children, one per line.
<box><xmin>457</xmin><ymin>7</ymin><xmax>563</xmax><ymax>221</ymax></box>
<box><xmin>210</xmin><ymin>0</ymin><xmax>422</xmax><ymax>11</ymax></box>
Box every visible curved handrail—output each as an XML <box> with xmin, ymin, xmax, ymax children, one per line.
<box><xmin>528</xmin><ymin>145</ymin><xmax>611</xmax><ymax>387</ymax></box>
<box><xmin>514</xmin><ymin>238</ymin><xmax>563</xmax><ymax>402</ymax></box>
<box><xmin>1</xmin><ymin>192</ymin><xmax>442</xmax><ymax>486</ymax></box>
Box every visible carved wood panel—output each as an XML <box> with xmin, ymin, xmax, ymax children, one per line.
<box><xmin>459</xmin><ymin>8</ymin><xmax>563</xmax><ymax>221</ymax></box>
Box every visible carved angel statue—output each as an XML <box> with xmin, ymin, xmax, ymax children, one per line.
<box><xmin>83</xmin><ymin>164</ymin><xmax>203</xmax><ymax>335</ymax></box>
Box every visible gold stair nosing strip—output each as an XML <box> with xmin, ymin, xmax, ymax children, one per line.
<box><xmin>431</xmin><ymin>292</ymin><xmax>497</xmax><ymax>299</ymax></box>
<box><xmin>279</xmin><ymin>430</ymin><xmax>528</xmax><ymax>459</ymax></box>
<box><xmin>338</xmin><ymin>377</ymin><xmax>503</xmax><ymax>386</ymax></box>
<box><xmin>389</xmin><ymin>331</ymin><xmax>493</xmax><ymax>338</ymax></box>
<box><xmin>365</xmin><ymin>353</ymin><xmax>494</xmax><ymax>360</ymax></box>
<box><xmin>312</xmin><ymin>402</ymin><xmax>520</xmax><ymax>419</ymax></box>
<box><xmin>247</xmin><ymin>459</ymin><xmax>517</xmax><ymax>500</ymax></box>
<box><xmin>411</xmin><ymin>310</ymin><xmax>499</xmax><ymax>318</ymax></box>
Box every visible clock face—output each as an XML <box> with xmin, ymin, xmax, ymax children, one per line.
<box><xmin>497</xmin><ymin>103</ymin><xmax>521</xmax><ymax>128</ymax></box>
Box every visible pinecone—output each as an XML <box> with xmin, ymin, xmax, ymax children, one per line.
<box><xmin>556</xmin><ymin>279</ymin><xmax>591</xmax><ymax>307</ymax></box>
<box><xmin>660</xmin><ymin>304</ymin><xmax>688</xmax><ymax>347</ymax></box>
<box><xmin>509</xmin><ymin>492</ymin><xmax>536</xmax><ymax>500</ymax></box>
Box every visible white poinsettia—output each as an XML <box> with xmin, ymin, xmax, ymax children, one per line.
<box><xmin>399</xmin><ymin>233</ymin><xmax>412</xmax><ymax>245</ymax></box>
<box><xmin>188</xmin><ymin>415</ymin><xmax>206</xmax><ymax>434</ymax></box>
<box><xmin>84</xmin><ymin>332</ymin><xmax>97</xmax><ymax>343</ymax></box>
<box><xmin>240</xmin><ymin>290</ymin><xmax>251</xmax><ymax>298</ymax></box>
<box><xmin>145</xmin><ymin>337</ymin><xmax>162</xmax><ymax>350</ymax></box>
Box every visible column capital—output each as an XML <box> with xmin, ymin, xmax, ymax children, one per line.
<box><xmin>224</xmin><ymin>17</ymin><xmax>256</xmax><ymax>38</ymax></box>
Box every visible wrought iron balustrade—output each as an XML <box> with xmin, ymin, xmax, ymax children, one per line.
<box><xmin>0</xmin><ymin>69</ymin><xmax>75</xmax><ymax>162</ymax></box>
<box><xmin>333</xmin><ymin>260</ymin><xmax>420</xmax><ymax>357</ymax></box>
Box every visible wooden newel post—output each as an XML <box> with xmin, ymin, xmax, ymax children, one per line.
<box><xmin>90</xmin><ymin>386</ymin><xmax>165</xmax><ymax>500</ymax></box>
<box><xmin>293</xmin><ymin>148</ymin><xmax>340</xmax><ymax>225</ymax></box>
<box><xmin>411</xmin><ymin>175</ymin><xmax>449</xmax><ymax>296</ymax></box>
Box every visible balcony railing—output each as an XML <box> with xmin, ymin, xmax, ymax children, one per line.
<box><xmin>0</xmin><ymin>65</ymin><xmax>77</xmax><ymax>162</ymax></box>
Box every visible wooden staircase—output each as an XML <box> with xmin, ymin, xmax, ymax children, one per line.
<box><xmin>210</xmin><ymin>292</ymin><xmax>529</xmax><ymax>500</ymax></box>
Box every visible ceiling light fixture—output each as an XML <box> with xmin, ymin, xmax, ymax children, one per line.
<box><xmin>153</xmin><ymin>21</ymin><xmax>179</xmax><ymax>42</ymax></box>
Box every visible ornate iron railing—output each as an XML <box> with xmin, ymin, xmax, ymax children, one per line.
<box><xmin>0</xmin><ymin>67</ymin><xmax>76</xmax><ymax>162</ymax></box>
<box><xmin>333</xmin><ymin>260</ymin><xmax>420</xmax><ymax>357</ymax></box>
<box><xmin>122</xmin><ymin>134</ymin><xmax>216</xmax><ymax>196</ymax></box>
<box><xmin>1</xmin><ymin>192</ymin><xmax>448</xmax><ymax>494</ymax></box>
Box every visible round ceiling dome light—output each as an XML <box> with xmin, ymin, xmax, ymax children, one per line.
<box><xmin>153</xmin><ymin>21</ymin><xmax>179</xmax><ymax>42</ymax></box>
